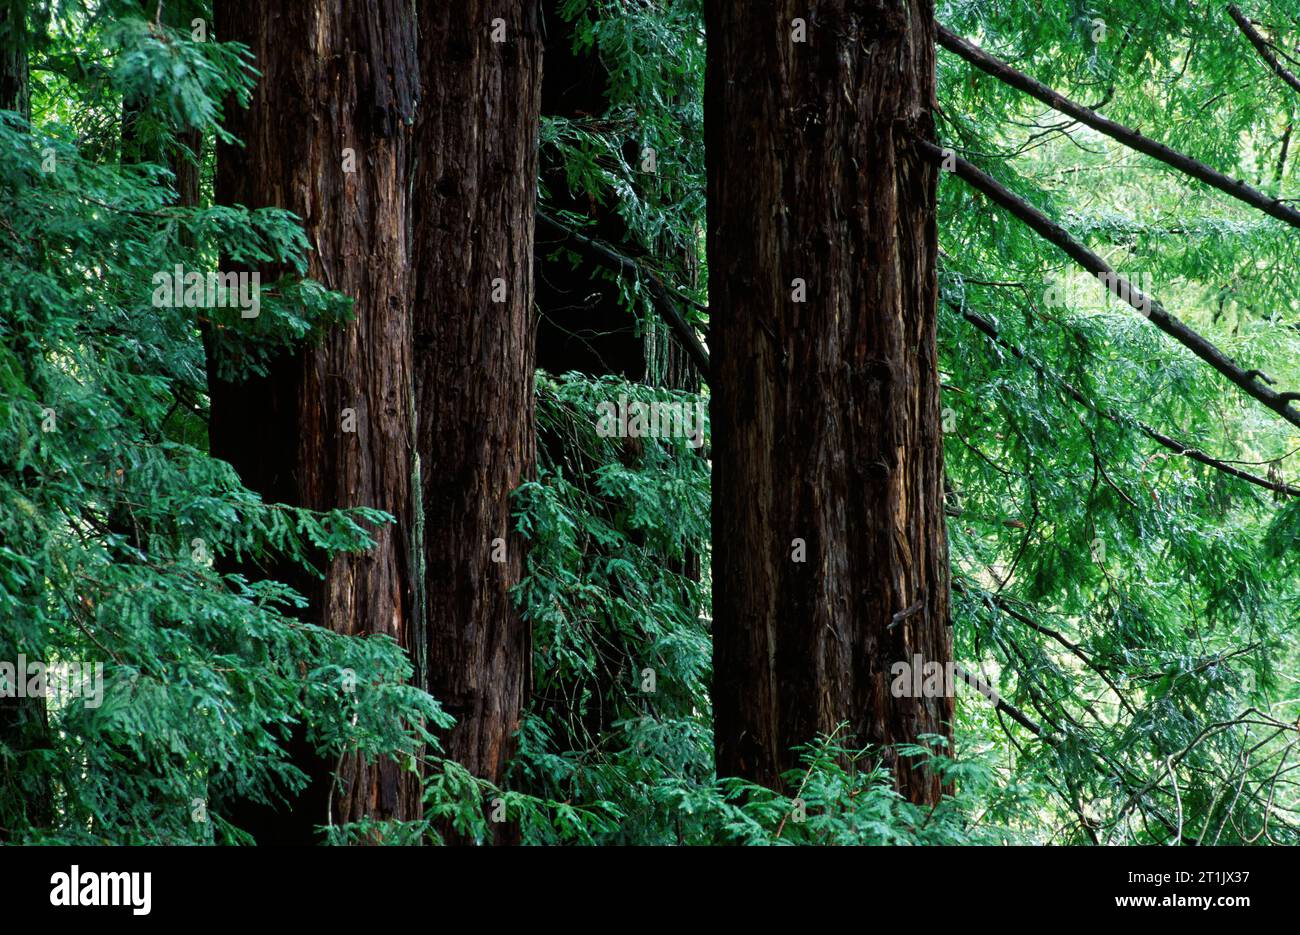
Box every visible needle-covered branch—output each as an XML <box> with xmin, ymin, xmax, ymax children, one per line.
<box><xmin>955</xmin><ymin>303</ymin><xmax>1300</xmax><ymax>497</ymax></box>
<box><xmin>1228</xmin><ymin>4</ymin><xmax>1300</xmax><ymax>96</ymax></box>
<box><xmin>935</xmin><ymin>23</ymin><xmax>1300</xmax><ymax>229</ymax></box>
<box><xmin>920</xmin><ymin>139</ymin><xmax>1300</xmax><ymax>430</ymax></box>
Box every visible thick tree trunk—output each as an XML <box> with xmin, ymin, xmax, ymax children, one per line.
<box><xmin>411</xmin><ymin>4</ymin><xmax>542</xmax><ymax>798</ymax></box>
<box><xmin>705</xmin><ymin>1</ymin><xmax>951</xmax><ymax>802</ymax></box>
<box><xmin>209</xmin><ymin>0</ymin><xmax>420</xmax><ymax>839</ymax></box>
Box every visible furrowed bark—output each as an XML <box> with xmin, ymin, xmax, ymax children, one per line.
<box><xmin>935</xmin><ymin>23</ymin><xmax>1300</xmax><ymax>229</ymax></box>
<box><xmin>411</xmin><ymin>4</ymin><xmax>542</xmax><ymax>811</ymax></box>
<box><xmin>707</xmin><ymin>0</ymin><xmax>952</xmax><ymax>801</ymax></box>
<box><xmin>209</xmin><ymin>0</ymin><xmax>420</xmax><ymax>840</ymax></box>
<box><xmin>1228</xmin><ymin>5</ymin><xmax>1300</xmax><ymax>96</ymax></box>
<box><xmin>922</xmin><ymin>140</ymin><xmax>1300</xmax><ymax>430</ymax></box>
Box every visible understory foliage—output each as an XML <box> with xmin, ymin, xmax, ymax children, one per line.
<box><xmin>509</xmin><ymin>374</ymin><xmax>1025</xmax><ymax>844</ymax></box>
<box><xmin>1</xmin><ymin>0</ymin><xmax>1297</xmax><ymax>844</ymax></box>
<box><xmin>0</xmin><ymin>3</ymin><xmax>442</xmax><ymax>843</ymax></box>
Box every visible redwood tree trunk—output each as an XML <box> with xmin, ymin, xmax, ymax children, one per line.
<box><xmin>705</xmin><ymin>0</ymin><xmax>951</xmax><ymax>802</ymax></box>
<box><xmin>411</xmin><ymin>4</ymin><xmax>542</xmax><ymax>793</ymax></box>
<box><xmin>209</xmin><ymin>0</ymin><xmax>420</xmax><ymax>837</ymax></box>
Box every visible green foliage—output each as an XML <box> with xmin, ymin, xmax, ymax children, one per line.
<box><xmin>935</xmin><ymin>0</ymin><xmax>1300</xmax><ymax>842</ymax></box>
<box><xmin>510</xmin><ymin>373</ymin><xmax>711</xmax><ymax>842</ymax></box>
<box><xmin>507</xmin><ymin>374</ymin><xmax>1010</xmax><ymax>843</ymax></box>
<box><xmin>522</xmin><ymin>0</ymin><xmax>1300</xmax><ymax>845</ymax></box>
<box><xmin>541</xmin><ymin>0</ymin><xmax>707</xmax><ymax>325</ymax></box>
<box><xmin>5</xmin><ymin>0</ymin><xmax>1298</xmax><ymax>846</ymax></box>
<box><xmin>0</xmin><ymin>3</ymin><xmax>438</xmax><ymax>844</ymax></box>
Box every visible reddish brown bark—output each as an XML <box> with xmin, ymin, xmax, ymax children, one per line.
<box><xmin>208</xmin><ymin>0</ymin><xmax>421</xmax><ymax>838</ymax></box>
<box><xmin>705</xmin><ymin>0</ymin><xmax>952</xmax><ymax>802</ymax></box>
<box><xmin>411</xmin><ymin>4</ymin><xmax>542</xmax><ymax>793</ymax></box>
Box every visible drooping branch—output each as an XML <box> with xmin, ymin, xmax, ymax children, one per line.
<box><xmin>953</xmin><ymin>663</ymin><xmax>1049</xmax><ymax>739</ymax></box>
<box><xmin>1105</xmin><ymin>708</ymin><xmax>1294</xmax><ymax>844</ymax></box>
<box><xmin>953</xmin><ymin>579</ymin><xmax>1138</xmax><ymax>719</ymax></box>
<box><xmin>954</xmin><ymin>302</ymin><xmax>1300</xmax><ymax>497</ymax></box>
<box><xmin>1228</xmin><ymin>5</ymin><xmax>1300</xmax><ymax>96</ymax></box>
<box><xmin>935</xmin><ymin>24</ymin><xmax>1300</xmax><ymax>229</ymax></box>
<box><xmin>919</xmin><ymin>139</ymin><xmax>1300</xmax><ymax>430</ymax></box>
<box><xmin>535</xmin><ymin>212</ymin><xmax>711</xmax><ymax>379</ymax></box>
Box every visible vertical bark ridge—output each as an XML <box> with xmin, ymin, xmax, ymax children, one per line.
<box><xmin>412</xmin><ymin>2</ymin><xmax>543</xmax><ymax>797</ymax></box>
<box><xmin>209</xmin><ymin>0</ymin><xmax>420</xmax><ymax>836</ymax></box>
<box><xmin>707</xmin><ymin>0</ymin><xmax>951</xmax><ymax>802</ymax></box>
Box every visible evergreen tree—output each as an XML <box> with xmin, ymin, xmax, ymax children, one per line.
<box><xmin>0</xmin><ymin>0</ymin><xmax>438</xmax><ymax>844</ymax></box>
<box><xmin>1</xmin><ymin>0</ymin><xmax>1298</xmax><ymax>847</ymax></box>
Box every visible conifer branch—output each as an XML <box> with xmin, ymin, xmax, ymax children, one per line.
<box><xmin>955</xmin><ymin>303</ymin><xmax>1300</xmax><ymax>497</ymax></box>
<box><xmin>920</xmin><ymin>139</ymin><xmax>1300</xmax><ymax>430</ymax></box>
<box><xmin>535</xmin><ymin>212</ymin><xmax>711</xmax><ymax>380</ymax></box>
<box><xmin>935</xmin><ymin>23</ymin><xmax>1300</xmax><ymax>229</ymax></box>
<box><xmin>1228</xmin><ymin>5</ymin><xmax>1300</xmax><ymax>97</ymax></box>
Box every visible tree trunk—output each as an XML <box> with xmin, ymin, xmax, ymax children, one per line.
<box><xmin>163</xmin><ymin>0</ymin><xmax>202</xmax><ymax>219</ymax></box>
<box><xmin>208</xmin><ymin>0</ymin><xmax>420</xmax><ymax>840</ymax></box>
<box><xmin>411</xmin><ymin>3</ymin><xmax>542</xmax><ymax>803</ymax></box>
<box><xmin>705</xmin><ymin>0</ymin><xmax>951</xmax><ymax>802</ymax></box>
